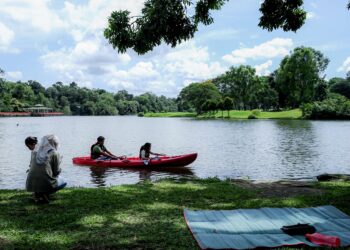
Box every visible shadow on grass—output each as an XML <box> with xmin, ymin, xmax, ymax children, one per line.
<box><xmin>0</xmin><ymin>178</ymin><xmax>349</xmax><ymax>250</ymax></box>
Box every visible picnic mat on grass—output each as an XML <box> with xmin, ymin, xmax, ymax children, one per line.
<box><xmin>184</xmin><ymin>205</ymin><xmax>350</xmax><ymax>249</ymax></box>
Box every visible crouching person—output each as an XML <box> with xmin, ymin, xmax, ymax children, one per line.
<box><xmin>26</xmin><ymin>135</ymin><xmax>67</xmax><ymax>203</ymax></box>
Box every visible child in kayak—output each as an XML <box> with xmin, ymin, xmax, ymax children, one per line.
<box><xmin>139</xmin><ymin>142</ymin><xmax>165</xmax><ymax>165</ymax></box>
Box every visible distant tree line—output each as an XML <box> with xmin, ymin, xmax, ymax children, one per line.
<box><xmin>1</xmin><ymin>46</ymin><xmax>350</xmax><ymax>119</ymax></box>
<box><xmin>0</xmin><ymin>72</ymin><xmax>177</xmax><ymax>115</ymax></box>
<box><xmin>177</xmin><ymin>46</ymin><xmax>350</xmax><ymax>119</ymax></box>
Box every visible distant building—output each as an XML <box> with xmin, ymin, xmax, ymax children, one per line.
<box><xmin>25</xmin><ymin>104</ymin><xmax>53</xmax><ymax>114</ymax></box>
<box><xmin>24</xmin><ymin>104</ymin><xmax>63</xmax><ymax>116</ymax></box>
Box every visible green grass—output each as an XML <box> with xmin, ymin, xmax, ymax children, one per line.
<box><xmin>145</xmin><ymin>109</ymin><xmax>302</xmax><ymax>119</ymax></box>
<box><xmin>144</xmin><ymin>112</ymin><xmax>196</xmax><ymax>117</ymax></box>
<box><xmin>200</xmin><ymin>109</ymin><xmax>302</xmax><ymax>119</ymax></box>
<box><xmin>1</xmin><ymin>178</ymin><xmax>349</xmax><ymax>249</ymax></box>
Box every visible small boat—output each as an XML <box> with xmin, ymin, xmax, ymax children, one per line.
<box><xmin>72</xmin><ymin>153</ymin><xmax>197</xmax><ymax>168</ymax></box>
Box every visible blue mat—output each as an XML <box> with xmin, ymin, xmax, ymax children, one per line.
<box><xmin>184</xmin><ymin>205</ymin><xmax>350</xmax><ymax>249</ymax></box>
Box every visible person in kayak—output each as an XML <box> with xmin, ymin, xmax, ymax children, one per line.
<box><xmin>91</xmin><ymin>136</ymin><xmax>119</xmax><ymax>160</ymax></box>
<box><xmin>26</xmin><ymin>135</ymin><xmax>67</xmax><ymax>203</ymax></box>
<box><xmin>139</xmin><ymin>142</ymin><xmax>165</xmax><ymax>165</ymax></box>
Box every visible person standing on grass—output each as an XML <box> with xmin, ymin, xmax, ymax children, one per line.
<box><xmin>26</xmin><ymin>135</ymin><xmax>67</xmax><ymax>203</ymax></box>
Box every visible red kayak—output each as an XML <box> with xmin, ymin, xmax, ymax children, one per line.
<box><xmin>72</xmin><ymin>153</ymin><xmax>197</xmax><ymax>168</ymax></box>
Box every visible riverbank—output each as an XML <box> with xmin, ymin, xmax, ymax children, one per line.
<box><xmin>144</xmin><ymin>109</ymin><xmax>302</xmax><ymax>119</ymax></box>
<box><xmin>1</xmin><ymin>178</ymin><xmax>349</xmax><ymax>250</ymax></box>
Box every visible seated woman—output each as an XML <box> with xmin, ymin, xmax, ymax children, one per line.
<box><xmin>26</xmin><ymin>135</ymin><xmax>67</xmax><ymax>203</ymax></box>
<box><xmin>139</xmin><ymin>142</ymin><xmax>165</xmax><ymax>165</ymax></box>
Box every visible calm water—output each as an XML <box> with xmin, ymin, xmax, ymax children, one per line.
<box><xmin>0</xmin><ymin>116</ymin><xmax>350</xmax><ymax>189</ymax></box>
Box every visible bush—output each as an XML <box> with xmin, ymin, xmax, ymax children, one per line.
<box><xmin>251</xmin><ymin>109</ymin><xmax>261</xmax><ymax>116</ymax></box>
<box><xmin>302</xmin><ymin>94</ymin><xmax>350</xmax><ymax>119</ymax></box>
<box><xmin>248</xmin><ymin>114</ymin><xmax>257</xmax><ymax>119</ymax></box>
<box><xmin>137</xmin><ymin>112</ymin><xmax>144</xmax><ymax>117</ymax></box>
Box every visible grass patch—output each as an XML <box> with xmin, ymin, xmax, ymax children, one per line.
<box><xmin>145</xmin><ymin>109</ymin><xmax>302</xmax><ymax>119</ymax></box>
<box><xmin>0</xmin><ymin>178</ymin><xmax>349</xmax><ymax>249</ymax></box>
<box><xmin>144</xmin><ymin>112</ymin><xmax>196</xmax><ymax>117</ymax></box>
<box><xmin>200</xmin><ymin>109</ymin><xmax>302</xmax><ymax>119</ymax></box>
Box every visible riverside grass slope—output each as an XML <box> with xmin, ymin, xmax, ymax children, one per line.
<box><xmin>144</xmin><ymin>109</ymin><xmax>302</xmax><ymax>119</ymax></box>
<box><xmin>1</xmin><ymin>179</ymin><xmax>350</xmax><ymax>250</ymax></box>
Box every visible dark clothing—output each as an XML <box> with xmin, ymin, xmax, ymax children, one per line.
<box><xmin>91</xmin><ymin>143</ymin><xmax>108</xmax><ymax>159</ymax></box>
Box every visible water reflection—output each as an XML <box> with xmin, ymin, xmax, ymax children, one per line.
<box><xmin>89</xmin><ymin>166</ymin><xmax>195</xmax><ymax>187</ymax></box>
<box><xmin>89</xmin><ymin>167</ymin><xmax>109</xmax><ymax>187</ymax></box>
<box><xmin>273</xmin><ymin>120</ymin><xmax>319</xmax><ymax>179</ymax></box>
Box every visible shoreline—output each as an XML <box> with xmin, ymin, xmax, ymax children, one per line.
<box><xmin>144</xmin><ymin>109</ymin><xmax>303</xmax><ymax>119</ymax></box>
<box><xmin>1</xmin><ymin>178</ymin><xmax>349</xmax><ymax>249</ymax></box>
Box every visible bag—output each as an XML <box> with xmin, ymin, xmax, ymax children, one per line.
<box><xmin>281</xmin><ymin>223</ymin><xmax>316</xmax><ymax>235</ymax></box>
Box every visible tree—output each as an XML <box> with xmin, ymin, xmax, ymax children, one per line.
<box><xmin>275</xmin><ymin>47</ymin><xmax>329</xmax><ymax>108</ymax></box>
<box><xmin>178</xmin><ymin>81</ymin><xmax>221</xmax><ymax>114</ymax></box>
<box><xmin>222</xmin><ymin>97</ymin><xmax>234</xmax><ymax>117</ymax></box>
<box><xmin>330</xmin><ymin>80</ymin><xmax>350</xmax><ymax>99</ymax></box>
<box><xmin>104</xmin><ymin>0</ymin><xmax>312</xmax><ymax>54</ymax></box>
<box><xmin>314</xmin><ymin>80</ymin><xmax>329</xmax><ymax>101</ymax></box>
<box><xmin>213</xmin><ymin>65</ymin><xmax>259</xmax><ymax>110</ymax></box>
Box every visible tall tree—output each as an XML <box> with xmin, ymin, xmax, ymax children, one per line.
<box><xmin>178</xmin><ymin>81</ymin><xmax>221</xmax><ymax>114</ymax></box>
<box><xmin>213</xmin><ymin>65</ymin><xmax>259</xmax><ymax>110</ymax></box>
<box><xmin>275</xmin><ymin>47</ymin><xmax>329</xmax><ymax>108</ymax></box>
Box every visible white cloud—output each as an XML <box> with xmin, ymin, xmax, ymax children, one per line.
<box><xmin>338</xmin><ymin>57</ymin><xmax>350</xmax><ymax>72</ymax></box>
<box><xmin>40</xmin><ymin>37</ymin><xmax>132</xmax><ymax>84</ymax></box>
<box><xmin>255</xmin><ymin>60</ymin><xmax>273</xmax><ymax>76</ymax></box>
<box><xmin>0</xmin><ymin>22</ymin><xmax>19</xmax><ymax>53</ymax></box>
<box><xmin>6</xmin><ymin>71</ymin><xmax>23</xmax><ymax>80</ymax></box>
<box><xmin>222</xmin><ymin>55</ymin><xmax>246</xmax><ymax>65</ymax></box>
<box><xmin>163</xmin><ymin>41</ymin><xmax>226</xmax><ymax>80</ymax></box>
<box><xmin>222</xmin><ymin>38</ymin><xmax>293</xmax><ymax>64</ymax></box>
<box><xmin>306</xmin><ymin>12</ymin><xmax>316</xmax><ymax>19</ymax></box>
<box><xmin>62</xmin><ymin>1</ymin><xmax>144</xmax><ymax>41</ymax></box>
<box><xmin>0</xmin><ymin>0</ymin><xmax>65</xmax><ymax>32</ymax></box>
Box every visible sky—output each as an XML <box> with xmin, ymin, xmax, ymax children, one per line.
<box><xmin>0</xmin><ymin>0</ymin><xmax>349</xmax><ymax>97</ymax></box>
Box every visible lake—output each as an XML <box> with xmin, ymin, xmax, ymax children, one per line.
<box><xmin>0</xmin><ymin>116</ymin><xmax>350</xmax><ymax>189</ymax></box>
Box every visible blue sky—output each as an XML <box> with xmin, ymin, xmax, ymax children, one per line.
<box><xmin>0</xmin><ymin>0</ymin><xmax>349</xmax><ymax>97</ymax></box>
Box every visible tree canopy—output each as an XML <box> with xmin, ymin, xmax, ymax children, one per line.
<box><xmin>275</xmin><ymin>47</ymin><xmax>329</xmax><ymax>108</ymax></box>
<box><xmin>104</xmin><ymin>0</ymin><xmax>349</xmax><ymax>54</ymax></box>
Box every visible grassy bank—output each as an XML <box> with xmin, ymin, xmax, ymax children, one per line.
<box><xmin>1</xmin><ymin>178</ymin><xmax>349</xmax><ymax>249</ymax></box>
<box><xmin>144</xmin><ymin>112</ymin><xmax>196</xmax><ymax>117</ymax></box>
<box><xmin>144</xmin><ymin>109</ymin><xmax>302</xmax><ymax>119</ymax></box>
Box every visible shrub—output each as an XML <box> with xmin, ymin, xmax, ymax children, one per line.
<box><xmin>302</xmin><ymin>94</ymin><xmax>350</xmax><ymax>119</ymax></box>
<box><xmin>251</xmin><ymin>109</ymin><xmax>261</xmax><ymax>116</ymax></box>
<box><xmin>248</xmin><ymin>114</ymin><xmax>257</xmax><ymax>119</ymax></box>
<box><xmin>137</xmin><ymin>112</ymin><xmax>144</xmax><ymax>117</ymax></box>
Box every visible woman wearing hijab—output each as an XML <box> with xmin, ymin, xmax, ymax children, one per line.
<box><xmin>26</xmin><ymin>135</ymin><xmax>67</xmax><ymax>203</ymax></box>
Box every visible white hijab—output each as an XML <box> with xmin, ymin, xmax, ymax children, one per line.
<box><xmin>36</xmin><ymin>135</ymin><xmax>59</xmax><ymax>165</ymax></box>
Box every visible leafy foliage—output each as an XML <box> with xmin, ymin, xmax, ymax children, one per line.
<box><xmin>302</xmin><ymin>94</ymin><xmax>350</xmax><ymax>119</ymax></box>
<box><xmin>178</xmin><ymin>80</ymin><xmax>221</xmax><ymax>114</ymax></box>
<box><xmin>330</xmin><ymin>79</ymin><xmax>350</xmax><ymax>99</ymax></box>
<box><xmin>104</xmin><ymin>0</ymin><xmax>314</xmax><ymax>54</ymax></box>
<box><xmin>275</xmin><ymin>47</ymin><xmax>329</xmax><ymax>108</ymax></box>
<box><xmin>104</xmin><ymin>0</ymin><xmax>227</xmax><ymax>54</ymax></box>
<box><xmin>258</xmin><ymin>0</ymin><xmax>306</xmax><ymax>32</ymax></box>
